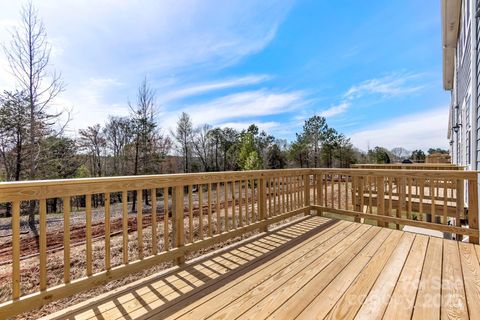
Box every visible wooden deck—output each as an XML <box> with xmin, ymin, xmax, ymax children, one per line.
<box><xmin>45</xmin><ymin>215</ymin><xmax>480</xmax><ymax>320</ymax></box>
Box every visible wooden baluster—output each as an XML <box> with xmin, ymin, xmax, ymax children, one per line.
<box><xmin>294</xmin><ymin>176</ymin><xmax>298</xmax><ymax>209</ymax></box>
<box><xmin>324</xmin><ymin>174</ymin><xmax>328</xmax><ymax>208</ymax></box>
<box><xmin>352</xmin><ymin>175</ymin><xmax>358</xmax><ymax>218</ymax></box>
<box><xmin>443</xmin><ymin>179</ymin><xmax>448</xmax><ymax>225</ymax></box>
<box><xmin>468</xmin><ymin>177</ymin><xmax>479</xmax><ymax>244</ymax></box>
<box><xmin>330</xmin><ymin>174</ymin><xmax>335</xmax><ymax>209</ymax></box>
<box><xmin>259</xmin><ymin>175</ymin><xmax>268</xmax><ymax>232</ymax></box>
<box><xmin>104</xmin><ymin>193</ymin><xmax>111</xmax><ymax>270</ymax></box>
<box><xmin>282</xmin><ymin>176</ymin><xmax>286</xmax><ymax>214</ymax></box>
<box><xmin>12</xmin><ymin>200</ymin><xmax>20</xmax><ymax>300</ymax></box>
<box><xmin>337</xmin><ymin>175</ymin><xmax>341</xmax><ymax>209</ymax></box>
<box><xmin>216</xmin><ymin>182</ymin><xmax>221</xmax><ymax>233</ymax></box>
<box><xmin>267</xmin><ymin>178</ymin><xmax>272</xmax><ymax>217</ymax></box>
<box><xmin>86</xmin><ymin>195</ymin><xmax>93</xmax><ymax>274</ymax></box>
<box><xmin>239</xmin><ymin>180</ymin><xmax>244</xmax><ymax>225</ymax></box>
<box><xmin>232</xmin><ymin>181</ymin><xmax>236</xmax><ymax>229</ymax></box>
<box><xmin>173</xmin><ymin>185</ymin><xmax>185</xmax><ymax>264</ymax></box>
<box><xmin>164</xmin><ymin>187</ymin><xmax>169</xmax><ymax>250</ymax></box>
<box><xmin>137</xmin><ymin>191</ymin><xmax>143</xmax><ymax>259</ymax></box>
<box><xmin>273</xmin><ymin>177</ymin><xmax>277</xmax><ymax>216</ymax></box>
<box><xmin>151</xmin><ymin>189</ymin><xmax>157</xmax><ymax>255</ymax></box>
<box><xmin>245</xmin><ymin>180</ymin><xmax>250</xmax><ymax>224</ymax></box>
<box><xmin>377</xmin><ymin>177</ymin><xmax>385</xmax><ymax>228</ymax></box>
<box><xmin>318</xmin><ymin>174</ymin><xmax>324</xmax><ymax>216</ymax></box>
<box><xmin>388</xmin><ymin>178</ymin><xmax>393</xmax><ymax>219</ymax></box>
<box><xmin>189</xmin><ymin>185</ymin><xmax>193</xmax><ymax>243</ymax></box>
<box><xmin>359</xmin><ymin>176</ymin><xmax>365</xmax><ymax>216</ymax></box>
<box><xmin>252</xmin><ymin>179</ymin><xmax>257</xmax><ymax>221</ymax></box>
<box><xmin>199</xmin><ymin>184</ymin><xmax>204</xmax><ymax>239</ymax></box>
<box><xmin>208</xmin><ymin>183</ymin><xmax>212</xmax><ymax>237</ymax></box>
<box><xmin>430</xmin><ymin>179</ymin><xmax>435</xmax><ymax>224</ymax></box>
<box><xmin>39</xmin><ymin>199</ymin><xmax>47</xmax><ymax>291</ymax></box>
<box><xmin>304</xmin><ymin>174</ymin><xmax>310</xmax><ymax>216</ymax></box>
<box><xmin>345</xmin><ymin>175</ymin><xmax>349</xmax><ymax>210</ymax></box>
<box><xmin>368</xmin><ymin>176</ymin><xmax>373</xmax><ymax>214</ymax></box>
<box><xmin>419</xmin><ymin>180</ymin><xmax>424</xmax><ymax>222</ymax></box>
<box><xmin>63</xmin><ymin>196</ymin><xmax>71</xmax><ymax>282</ymax></box>
<box><xmin>224</xmin><ymin>182</ymin><xmax>229</xmax><ymax>230</ymax></box>
<box><xmin>407</xmin><ymin>178</ymin><xmax>412</xmax><ymax>220</ymax></box>
<box><xmin>121</xmin><ymin>191</ymin><xmax>128</xmax><ymax>264</ymax></box>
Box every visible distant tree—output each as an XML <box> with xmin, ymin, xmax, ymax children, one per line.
<box><xmin>104</xmin><ymin>116</ymin><xmax>133</xmax><ymax>175</ymax></box>
<box><xmin>129</xmin><ymin>77</ymin><xmax>170</xmax><ymax>209</ymax></box>
<box><xmin>238</xmin><ymin>132</ymin><xmax>262</xmax><ymax>170</ymax></box>
<box><xmin>192</xmin><ymin>124</ymin><xmax>213</xmax><ymax>172</ymax></box>
<box><xmin>334</xmin><ymin>134</ymin><xmax>356</xmax><ymax>167</ymax></box>
<box><xmin>368</xmin><ymin>147</ymin><xmax>391</xmax><ymax>164</ymax></box>
<box><xmin>267</xmin><ymin>144</ymin><xmax>287</xmax><ymax>169</ymax></box>
<box><xmin>320</xmin><ymin>127</ymin><xmax>339</xmax><ymax>167</ymax></box>
<box><xmin>37</xmin><ymin>136</ymin><xmax>82</xmax><ymax>180</ymax></box>
<box><xmin>172</xmin><ymin>112</ymin><xmax>194</xmax><ymax>173</ymax></box>
<box><xmin>302</xmin><ymin>116</ymin><xmax>328</xmax><ymax>167</ymax></box>
<box><xmin>288</xmin><ymin>134</ymin><xmax>310</xmax><ymax>168</ymax></box>
<box><xmin>427</xmin><ymin>148</ymin><xmax>449</xmax><ymax>155</ymax></box>
<box><xmin>410</xmin><ymin>150</ymin><xmax>426</xmax><ymax>162</ymax></box>
<box><xmin>79</xmin><ymin>124</ymin><xmax>107</xmax><ymax>177</ymax></box>
<box><xmin>0</xmin><ymin>90</ymin><xmax>30</xmax><ymax>181</ymax></box>
<box><xmin>390</xmin><ymin>147</ymin><xmax>411</xmax><ymax>161</ymax></box>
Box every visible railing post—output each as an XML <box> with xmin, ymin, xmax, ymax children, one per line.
<box><xmin>259</xmin><ymin>174</ymin><xmax>268</xmax><ymax>232</ymax></box>
<box><xmin>456</xmin><ymin>179</ymin><xmax>465</xmax><ymax>241</ymax></box>
<box><xmin>468</xmin><ymin>176</ymin><xmax>479</xmax><ymax>244</ymax></box>
<box><xmin>304</xmin><ymin>173</ymin><xmax>311</xmax><ymax>216</ymax></box>
<box><xmin>173</xmin><ymin>185</ymin><xmax>185</xmax><ymax>264</ymax></box>
<box><xmin>376</xmin><ymin>176</ymin><xmax>385</xmax><ymax>228</ymax></box>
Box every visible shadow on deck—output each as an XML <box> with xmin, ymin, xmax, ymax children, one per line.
<box><xmin>45</xmin><ymin>215</ymin><xmax>480</xmax><ymax>320</ymax></box>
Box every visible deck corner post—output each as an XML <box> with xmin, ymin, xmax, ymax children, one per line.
<box><xmin>304</xmin><ymin>173</ymin><xmax>311</xmax><ymax>216</ymax></box>
<box><xmin>173</xmin><ymin>185</ymin><xmax>186</xmax><ymax>265</ymax></box>
<box><xmin>468</xmin><ymin>176</ymin><xmax>479</xmax><ymax>244</ymax></box>
<box><xmin>259</xmin><ymin>175</ymin><xmax>268</xmax><ymax>232</ymax></box>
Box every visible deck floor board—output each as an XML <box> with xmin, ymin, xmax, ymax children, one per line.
<box><xmin>44</xmin><ymin>216</ymin><xmax>480</xmax><ymax>320</ymax></box>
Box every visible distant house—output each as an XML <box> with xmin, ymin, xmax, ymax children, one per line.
<box><xmin>443</xmin><ymin>0</ymin><xmax>476</xmax><ymax>169</ymax></box>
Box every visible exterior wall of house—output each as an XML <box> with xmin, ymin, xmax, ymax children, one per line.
<box><xmin>449</xmin><ymin>0</ymin><xmax>474</xmax><ymax>169</ymax></box>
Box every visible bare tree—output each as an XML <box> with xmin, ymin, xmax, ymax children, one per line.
<box><xmin>192</xmin><ymin>124</ymin><xmax>213</xmax><ymax>172</ymax></box>
<box><xmin>3</xmin><ymin>2</ymin><xmax>66</xmax><ymax>230</ymax></box>
<box><xmin>3</xmin><ymin>2</ymin><xmax>66</xmax><ymax>180</ymax></box>
<box><xmin>78</xmin><ymin>124</ymin><xmax>106</xmax><ymax>177</ymax></box>
<box><xmin>172</xmin><ymin>112</ymin><xmax>194</xmax><ymax>173</ymax></box>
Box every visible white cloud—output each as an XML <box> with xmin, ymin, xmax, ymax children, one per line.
<box><xmin>160</xmin><ymin>75</ymin><xmax>271</xmax><ymax>102</ymax></box>
<box><xmin>344</xmin><ymin>72</ymin><xmax>424</xmax><ymax>100</ymax></box>
<box><xmin>218</xmin><ymin>121</ymin><xmax>280</xmax><ymax>132</ymax></box>
<box><xmin>319</xmin><ymin>102</ymin><xmax>349</xmax><ymax>118</ymax></box>
<box><xmin>161</xmin><ymin>89</ymin><xmax>306</xmax><ymax>129</ymax></box>
<box><xmin>350</xmin><ymin>107</ymin><xmax>449</xmax><ymax>151</ymax></box>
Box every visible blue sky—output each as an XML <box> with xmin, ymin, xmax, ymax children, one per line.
<box><xmin>0</xmin><ymin>0</ymin><xmax>449</xmax><ymax>151</ymax></box>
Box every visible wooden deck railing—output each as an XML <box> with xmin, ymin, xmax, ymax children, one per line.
<box><xmin>0</xmin><ymin>168</ymin><xmax>478</xmax><ymax>318</ymax></box>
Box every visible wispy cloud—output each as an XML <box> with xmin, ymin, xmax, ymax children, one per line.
<box><xmin>350</xmin><ymin>106</ymin><xmax>448</xmax><ymax>151</ymax></box>
<box><xmin>344</xmin><ymin>72</ymin><xmax>424</xmax><ymax>100</ymax></box>
<box><xmin>218</xmin><ymin>121</ymin><xmax>280</xmax><ymax>132</ymax></box>
<box><xmin>161</xmin><ymin>75</ymin><xmax>271</xmax><ymax>102</ymax></box>
<box><xmin>319</xmin><ymin>102</ymin><xmax>350</xmax><ymax>118</ymax></box>
<box><xmin>161</xmin><ymin>89</ymin><xmax>306</xmax><ymax>129</ymax></box>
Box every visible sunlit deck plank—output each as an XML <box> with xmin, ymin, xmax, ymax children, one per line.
<box><xmin>44</xmin><ymin>216</ymin><xmax>480</xmax><ymax>320</ymax></box>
